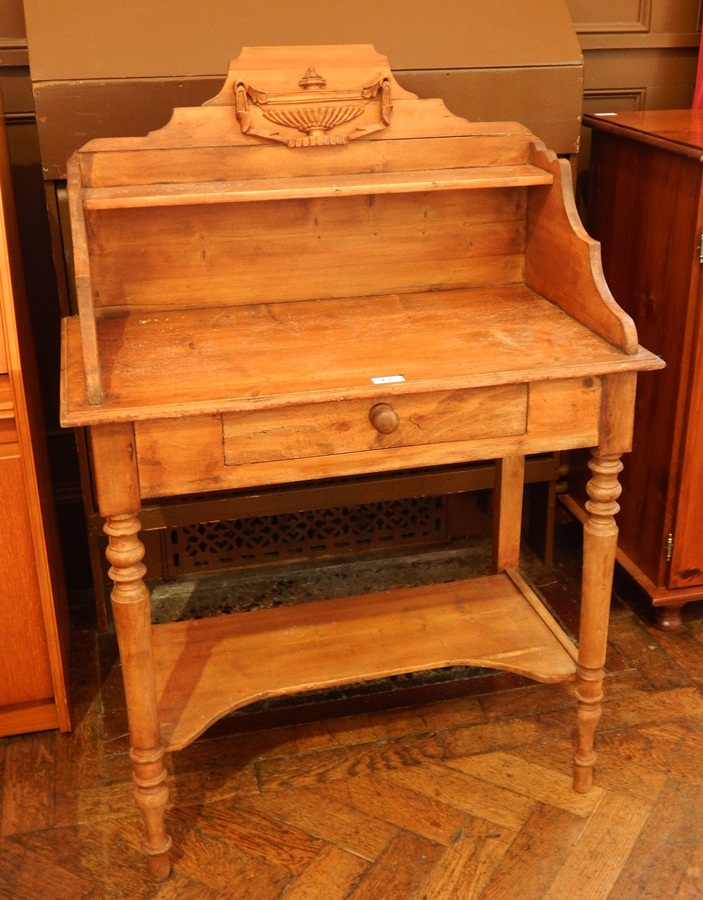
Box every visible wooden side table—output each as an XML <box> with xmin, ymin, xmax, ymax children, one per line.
<box><xmin>60</xmin><ymin>46</ymin><xmax>662</xmax><ymax>879</ymax></box>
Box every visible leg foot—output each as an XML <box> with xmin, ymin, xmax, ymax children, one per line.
<box><xmin>132</xmin><ymin>745</ymin><xmax>172</xmax><ymax>881</ymax></box>
<box><xmin>573</xmin><ymin>664</ymin><xmax>603</xmax><ymax>793</ymax></box>
<box><xmin>147</xmin><ymin>851</ymin><xmax>172</xmax><ymax>882</ymax></box>
<box><xmin>653</xmin><ymin>603</ymin><xmax>684</xmax><ymax>632</ymax></box>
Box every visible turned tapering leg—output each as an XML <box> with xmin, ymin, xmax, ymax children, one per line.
<box><xmin>573</xmin><ymin>451</ymin><xmax>622</xmax><ymax>793</ymax></box>
<box><xmin>105</xmin><ymin>513</ymin><xmax>172</xmax><ymax>880</ymax></box>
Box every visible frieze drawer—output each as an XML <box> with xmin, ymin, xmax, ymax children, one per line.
<box><xmin>222</xmin><ymin>384</ymin><xmax>528</xmax><ymax>466</ymax></box>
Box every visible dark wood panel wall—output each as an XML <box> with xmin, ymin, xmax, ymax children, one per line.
<box><xmin>2</xmin><ymin>0</ymin><xmax>700</xmax><ymax>597</ymax></box>
<box><xmin>572</xmin><ymin>0</ymin><xmax>699</xmax><ymax>113</ymax></box>
<box><xmin>569</xmin><ymin>0</ymin><xmax>701</xmax><ymax>173</ymax></box>
<box><xmin>26</xmin><ymin>0</ymin><xmax>585</xmax><ymax>178</ymax></box>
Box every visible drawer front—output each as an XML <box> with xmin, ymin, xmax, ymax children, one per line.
<box><xmin>222</xmin><ymin>385</ymin><xmax>528</xmax><ymax>466</ymax></box>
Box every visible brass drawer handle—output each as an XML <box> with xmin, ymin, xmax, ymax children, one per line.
<box><xmin>369</xmin><ymin>402</ymin><xmax>400</xmax><ymax>434</ymax></box>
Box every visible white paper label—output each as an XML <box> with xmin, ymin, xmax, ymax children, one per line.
<box><xmin>371</xmin><ymin>375</ymin><xmax>405</xmax><ymax>384</ymax></box>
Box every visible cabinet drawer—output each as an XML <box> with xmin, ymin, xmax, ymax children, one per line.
<box><xmin>133</xmin><ymin>378</ymin><xmax>600</xmax><ymax>498</ymax></box>
<box><xmin>223</xmin><ymin>384</ymin><xmax>528</xmax><ymax>466</ymax></box>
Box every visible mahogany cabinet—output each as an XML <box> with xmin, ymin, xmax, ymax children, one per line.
<box><xmin>571</xmin><ymin>110</ymin><xmax>703</xmax><ymax>629</ymax></box>
<box><xmin>0</xmin><ymin>91</ymin><xmax>70</xmax><ymax>735</ymax></box>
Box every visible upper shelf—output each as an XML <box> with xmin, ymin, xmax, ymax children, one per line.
<box><xmin>81</xmin><ymin>164</ymin><xmax>553</xmax><ymax>209</ymax></box>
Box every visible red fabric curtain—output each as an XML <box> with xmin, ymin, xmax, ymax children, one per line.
<box><xmin>695</xmin><ymin>30</ymin><xmax>703</xmax><ymax>107</ymax></box>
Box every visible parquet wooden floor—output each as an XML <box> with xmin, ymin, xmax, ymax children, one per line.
<box><xmin>3</xmin><ymin>520</ymin><xmax>703</xmax><ymax>898</ymax></box>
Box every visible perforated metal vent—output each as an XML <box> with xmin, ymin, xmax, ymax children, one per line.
<box><xmin>164</xmin><ymin>496</ymin><xmax>447</xmax><ymax>577</ymax></box>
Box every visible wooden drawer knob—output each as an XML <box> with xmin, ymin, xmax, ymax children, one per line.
<box><xmin>369</xmin><ymin>402</ymin><xmax>400</xmax><ymax>434</ymax></box>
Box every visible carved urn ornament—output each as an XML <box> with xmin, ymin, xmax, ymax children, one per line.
<box><xmin>233</xmin><ymin>65</ymin><xmax>393</xmax><ymax>146</ymax></box>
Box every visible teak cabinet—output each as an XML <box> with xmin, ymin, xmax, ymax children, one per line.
<box><xmin>60</xmin><ymin>47</ymin><xmax>661</xmax><ymax>879</ymax></box>
<box><xmin>0</xmin><ymin>91</ymin><xmax>70</xmax><ymax>736</ymax></box>
<box><xmin>578</xmin><ymin>110</ymin><xmax>703</xmax><ymax>630</ymax></box>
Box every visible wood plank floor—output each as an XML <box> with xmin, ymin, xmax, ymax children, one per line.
<box><xmin>3</xmin><ymin>519</ymin><xmax>703</xmax><ymax>898</ymax></box>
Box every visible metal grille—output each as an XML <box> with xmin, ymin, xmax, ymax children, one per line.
<box><xmin>165</xmin><ymin>496</ymin><xmax>447</xmax><ymax>577</ymax></box>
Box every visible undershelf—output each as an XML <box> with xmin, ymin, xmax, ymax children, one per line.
<box><xmin>153</xmin><ymin>566</ymin><xmax>578</xmax><ymax>750</ymax></box>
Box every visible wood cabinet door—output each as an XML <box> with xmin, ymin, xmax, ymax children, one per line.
<box><xmin>0</xmin><ymin>451</ymin><xmax>56</xmax><ymax>708</ymax></box>
<box><xmin>669</xmin><ymin>234</ymin><xmax>703</xmax><ymax>590</ymax></box>
<box><xmin>0</xmin><ymin>84</ymin><xmax>70</xmax><ymax>734</ymax></box>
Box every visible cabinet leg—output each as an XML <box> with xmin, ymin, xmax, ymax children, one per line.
<box><xmin>653</xmin><ymin>603</ymin><xmax>684</xmax><ymax>632</ymax></box>
<box><xmin>105</xmin><ymin>514</ymin><xmax>172</xmax><ymax>880</ymax></box>
<box><xmin>573</xmin><ymin>452</ymin><xmax>622</xmax><ymax>793</ymax></box>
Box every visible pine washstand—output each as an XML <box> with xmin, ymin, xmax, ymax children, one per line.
<box><xmin>60</xmin><ymin>46</ymin><xmax>663</xmax><ymax>879</ymax></box>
